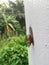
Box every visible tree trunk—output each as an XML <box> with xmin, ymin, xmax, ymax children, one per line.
<box><xmin>24</xmin><ymin>0</ymin><xmax>49</xmax><ymax>65</ymax></box>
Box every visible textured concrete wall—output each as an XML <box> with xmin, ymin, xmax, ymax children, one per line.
<box><xmin>24</xmin><ymin>0</ymin><xmax>49</xmax><ymax>65</ymax></box>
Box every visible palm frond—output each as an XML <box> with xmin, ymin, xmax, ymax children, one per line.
<box><xmin>8</xmin><ymin>23</ymin><xmax>15</xmax><ymax>31</ymax></box>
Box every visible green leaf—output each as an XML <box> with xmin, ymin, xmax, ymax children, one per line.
<box><xmin>8</xmin><ymin>23</ymin><xmax>15</xmax><ymax>31</ymax></box>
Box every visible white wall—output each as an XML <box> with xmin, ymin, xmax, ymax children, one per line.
<box><xmin>24</xmin><ymin>0</ymin><xmax>49</xmax><ymax>65</ymax></box>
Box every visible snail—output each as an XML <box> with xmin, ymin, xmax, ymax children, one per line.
<box><xmin>26</xmin><ymin>26</ymin><xmax>34</xmax><ymax>47</ymax></box>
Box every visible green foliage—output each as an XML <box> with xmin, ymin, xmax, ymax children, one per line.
<box><xmin>0</xmin><ymin>1</ymin><xmax>27</xmax><ymax>65</ymax></box>
<box><xmin>0</xmin><ymin>0</ymin><xmax>25</xmax><ymax>39</ymax></box>
<box><xmin>9</xmin><ymin>0</ymin><xmax>24</xmax><ymax>14</ymax></box>
<box><xmin>0</xmin><ymin>36</ymin><xmax>28</xmax><ymax>65</ymax></box>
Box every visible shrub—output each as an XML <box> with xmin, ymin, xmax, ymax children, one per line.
<box><xmin>0</xmin><ymin>36</ymin><xmax>28</xmax><ymax>65</ymax></box>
